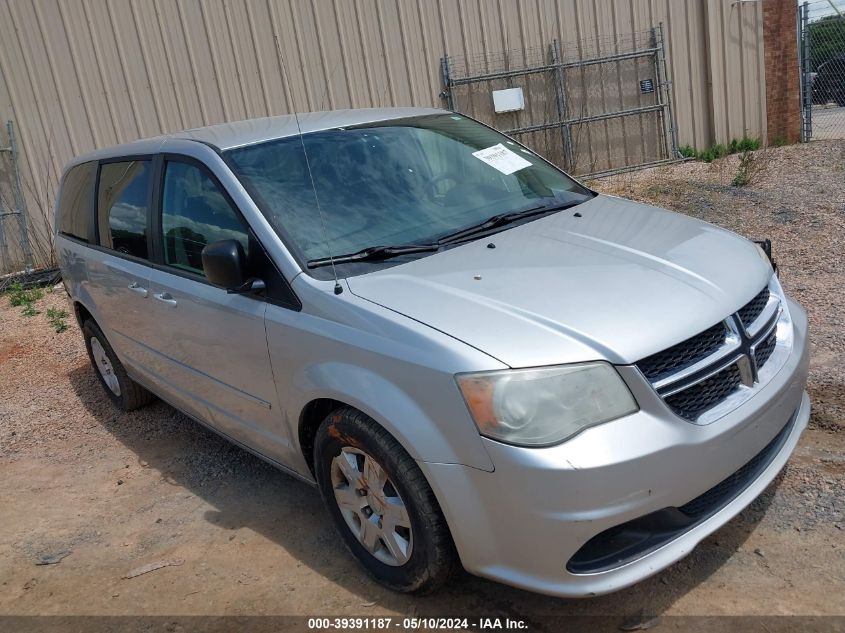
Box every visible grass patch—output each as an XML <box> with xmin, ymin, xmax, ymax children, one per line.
<box><xmin>728</xmin><ymin>137</ymin><xmax>761</xmax><ymax>153</ymax></box>
<box><xmin>46</xmin><ymin>307</ymin><xmax>69</xmax><ymax>333</ymax></box>
<box><xmin>698</xmin><ymin>143</ymin><xmax>728</xmax><ymax>163</ymax></box>
<box><xmin>6</xmin><ymin>281</ymin><xmax>43</xmax><ymax>316</ymax></box>
<box><xmin>682</xmin><ymin>136</ymin><xmax>761</xmax><ymax>163</ymax></box>
<box><xmin>679</xmin><ymin>144</ymin><xmax>697</xmax><ymax>158</ymax></box>
<box><xmin>4</xmin><ymin>280</ymin><xmax>69</xmax><ymax>331</ymax></box>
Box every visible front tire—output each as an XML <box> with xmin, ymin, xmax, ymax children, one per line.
<box><xmin>314</xmin><ymin>407</ymin><xmax>457</xmax><ymax>594</ymax></box>
<box><xmin>82</xmin><ymin>319</ymin><xmax>154</xmax><ymax>411</ymax></box>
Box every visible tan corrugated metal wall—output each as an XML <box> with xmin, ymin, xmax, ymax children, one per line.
<box><xmin>0</xmin><ymin>0</ymin><xmax>768</xmax><ymax>271</ymax></box>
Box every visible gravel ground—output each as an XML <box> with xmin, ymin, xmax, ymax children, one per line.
<box><xmin>0</xmin><ymin>141</ymin><xmax>843</xmax><ymax>625</ymax></box>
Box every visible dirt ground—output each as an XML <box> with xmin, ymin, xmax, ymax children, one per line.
<box><xmin>1</xmin><ymin>141</ymin><xmax>843</xmax><ymax>626</ymax></box>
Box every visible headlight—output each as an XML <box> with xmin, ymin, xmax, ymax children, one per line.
<box><xmin>769</xmin><ymin>274</ymin><xmax>794</xmax><ymax>345</ymax></box>
<box><xmin>456</xmin><ymin>362</ymin><xmax>638</xmax><ymax>447</ymax></box>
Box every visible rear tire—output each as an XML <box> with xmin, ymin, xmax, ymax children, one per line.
<box><xmin>314</xmin><ymin>407</ymin><xmax>457</xmax><ymax>594</ymax></box>
<box><xmin>82</xmin><ymin>319</ymin><xmax>154</xmax><ymax>411</ymax></box>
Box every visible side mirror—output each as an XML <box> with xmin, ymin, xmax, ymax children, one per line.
<box><xmin>201</xmin><ymin>239</ymin><xmax>265</xmax><ymax>293</ymax></box>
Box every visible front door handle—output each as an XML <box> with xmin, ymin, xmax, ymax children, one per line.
<box><xmin>127</xmin><ymin>282</ymin><xmax>148</xmax><ymax>298</ymax></box>
<box><xmin>153</xmin><ymin>291</ymin><xmax>177</xmax><ymax>307</ymax></box>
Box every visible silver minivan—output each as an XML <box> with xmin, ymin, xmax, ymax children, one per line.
<box><xmin>55</xmin><ymin>108</ymin><xmax>810</xmax><ymax>597</ymax></box>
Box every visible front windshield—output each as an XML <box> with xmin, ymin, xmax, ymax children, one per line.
<box><xmin>225</xmin><ymin>113</ymin><xmax>592</xmax><ymax>274</ymax></box>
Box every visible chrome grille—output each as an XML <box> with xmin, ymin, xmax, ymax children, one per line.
<box><xmin>737</xmin><ymin>287</ymin><xmax>770</xmax><ymax>329</ymax></box>
<box><xmin>636</xmin><ymin>322</ymin><xmax>727</xmax><ymax>383</ymax></box>
<box><xmin>754</xmin><ymin>328</ymin><xmax>777</xmax><ymax>369</ymax></box>
<box><xmin>664</xmin><ymin>363</ymin><xmax>743</xmax><ymax>421</ymax></box>
<box><xmin>636</xmin><ymin>281</ymin><xmax>782</xmax><ymax>424</ymax></box>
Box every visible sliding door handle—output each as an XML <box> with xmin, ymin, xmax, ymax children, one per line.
<box><xmin>127</xmin><ymin>282</ymin><xmax>148</xmax><ymax>298</ymax></box>
<box><xmin>153</xmin><ymin>291</ymin><xmax>177</xmax><ymax>307</ymax></box>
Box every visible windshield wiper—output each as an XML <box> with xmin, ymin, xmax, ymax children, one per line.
<box><xmin>307</xmin><ymin>243</ymin><xmax>440</xmax><ymax>269</ymax></box>
<box><xmin>437</xmin><ymin>200</ymin><xmax>583</xmax><ymax>245</ymax></box>
<box><xmin>306</xmin><ymin>200</ymin><xmax>585</xmax><ymax>268</ymax></box>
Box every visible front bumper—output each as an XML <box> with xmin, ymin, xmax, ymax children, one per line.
<box><xmin>421</xmin><ymin>298</ymin><xmax>810</xmax><ymax>597</ymax></box>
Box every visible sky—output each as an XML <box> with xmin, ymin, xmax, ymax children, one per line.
<box><xmin>802</xmin><ymin>0</ymin><xmax>845</xmax><ymax>20</ymax></box>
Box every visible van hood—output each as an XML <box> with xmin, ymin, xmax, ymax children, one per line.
<box><xmin>346</xmin><ymin>195</ymin><xmax>772</xmax><ymax>368</ymax></box>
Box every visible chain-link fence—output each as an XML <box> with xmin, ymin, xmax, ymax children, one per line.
<box><xmin>0</xmin><ymin>120</ymin><xmax>58</xmax><ymax>280</ymax></box>
<box><xmin>799</xmin><ymin>0</ymin><xmax>845</xmax><ymax>141</ymax></box>
<box><xmin>441</xmin><ymin>27</ymin><xmax>680</xmax><ymax>178</ymax></box>
<box><xmin>0</xmin><ymin>121</ymin><xmax>32</xmax><ymax>277</ymax></box>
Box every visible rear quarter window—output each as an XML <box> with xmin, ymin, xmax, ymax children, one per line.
<box><xmin>97</xmin><ymin>160</ymin><xmax>152</xmax><ymax>259</ymax></box>
<box><xmin>56</xmin><ymin>161</ymin><xmax>97</xmax><ymax>242</ymax></box>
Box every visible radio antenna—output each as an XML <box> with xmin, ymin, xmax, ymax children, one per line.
<box><xmin>274</xmin><ymin>36</ymin><xmax>342</xmax><ymax>295</ymax></box>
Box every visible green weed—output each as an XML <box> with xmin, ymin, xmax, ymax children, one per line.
<box><xmin>7</xmin><ymin>281</ymin><xmax>43</xmax><ymax>308</ymax></box>
<box><xmin>679</xmin><ymin>144</ymin><xmax>697</xmax><ymax>158</ymax></box>
<box><xmin>731</xmin><ymin>149</ymin><xmax>755</xmax><ymax>187</ymax></box>
<box><xmin>682</xmin><ymin>136</ymin><xmax>761</xmax><ymax>163</ymax></box>
<box><xmin>46</xmin><ymin>307</ymin><xmax>69</xmax><ymax>333</ymax></box>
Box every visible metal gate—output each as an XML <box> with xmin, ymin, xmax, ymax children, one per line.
<box><xmin>799</xmin><ymin>0</ymin><xmax>845</xmax><ymax>141</ymax></box>
<box><xmin>441</xmin><ymin>26</ymin><xmax>680</xmax><ymax>178</ymax></box>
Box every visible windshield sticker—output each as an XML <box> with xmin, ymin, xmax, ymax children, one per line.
<box><xmin>472</xmin><ymin>143</ymin><xmax>533</xmax><ymax>175</ymax></box>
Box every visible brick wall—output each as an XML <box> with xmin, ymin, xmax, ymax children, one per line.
<box><xmin>763</xmin><ymin>0</ymin><xmax>802</xmax><ymax>144</ymax></box>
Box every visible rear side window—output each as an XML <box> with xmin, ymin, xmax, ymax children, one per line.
<box><xmin>97</xmin><ymin>160</ymin><xmax>152</xmax><ymax>259</ymax></box>
<box><xmin>160</xmin><ymin>160</ymin><xmax>249</xmax><ymax>275</ymax></box>
<box><xmin>57</xmin><ymin>161</ymin><xmax>97</xmax><ymax>242</ymax></box>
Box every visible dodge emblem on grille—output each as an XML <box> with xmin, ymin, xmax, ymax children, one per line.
<box><xmin>729</xmin><ymin>315</ymin><xmax>759</xmax><ymax>387</ymax></box>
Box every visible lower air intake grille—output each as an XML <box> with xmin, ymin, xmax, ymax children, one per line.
<box><xmin>678</xmin><ymin>415</ymin><xmax>794</xmax><ymax>519</ymax></box>
<box><xmin>566</xmin><ymin>414</ymin><xmax>796</xmax><ymax>574</ymax></box>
